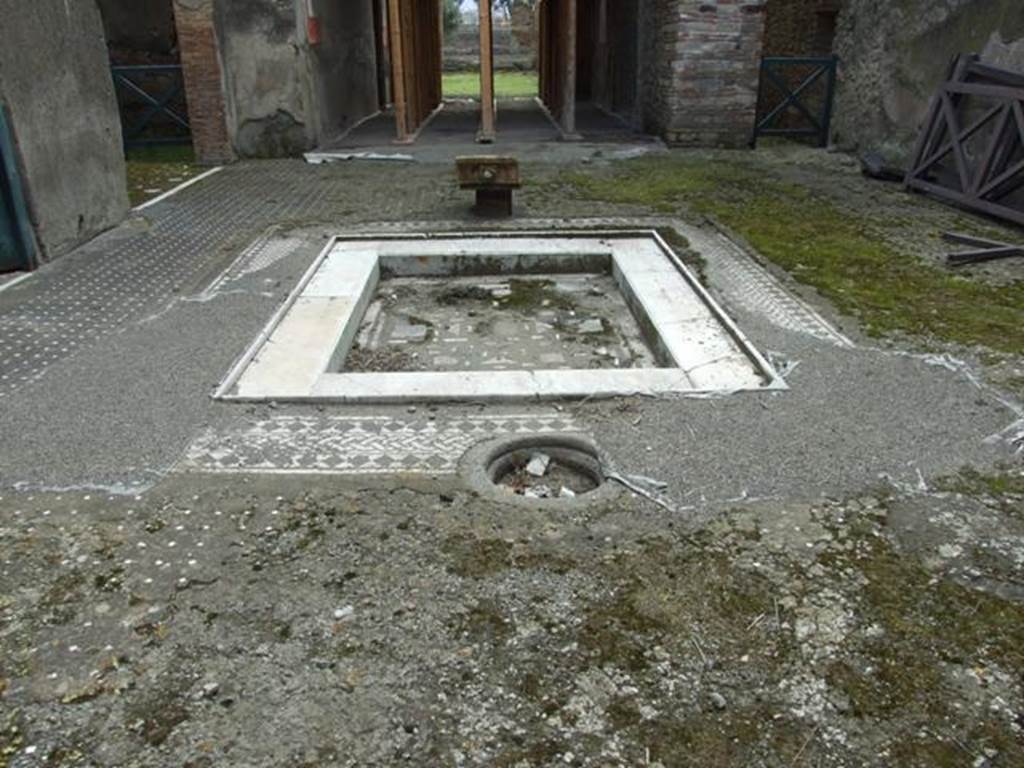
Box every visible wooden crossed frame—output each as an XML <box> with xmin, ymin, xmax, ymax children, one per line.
<box><xmin>905</xmin><ymin>54</ymin><xmax>1024</xmax><ymax>226</ymax></box>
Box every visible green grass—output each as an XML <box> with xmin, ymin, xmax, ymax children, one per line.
<box><xmin>443</xmin><ymin>71</ymin><xmax>538</xmax><ymax>99</ymax></box>
<box><xmin>124</xmin><ymin>144</ymin><xmax>202</xmax><ymax>207</ymax></box>
<box><xmin>565</xmin><ymin>157</ymin><xmax>1024</xmax><ymax>354</ymax></box>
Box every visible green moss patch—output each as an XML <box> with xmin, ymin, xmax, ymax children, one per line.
<box><xmin>821</xmin><ymin>531</ymin><xmax>1024</xmax><ymax>732</ymax></box>
<box><xmin>124</xmin><ymin>144</ymin><xmax>202</xmax><ymax>207</ymax></box>
<box><xmin>566</xmin><ymin>157</ymin><xmax>1024</xmax><ymax>354</ymax></box>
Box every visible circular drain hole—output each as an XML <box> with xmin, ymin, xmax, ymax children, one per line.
<box><xmin>462</xmin><ymin>435</ymin><xmax>619</xmax><ymax>506</ymax></box>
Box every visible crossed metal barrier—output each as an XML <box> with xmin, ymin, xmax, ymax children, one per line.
<box><xmin>111</xmin><ymin>65</ymin><xmax>191</xmax><ymax>146</ymax></box>
<box><xmin>752</xmin><ymin>56</ymin><xmax>838</xmax><ymax>148</ymax></box>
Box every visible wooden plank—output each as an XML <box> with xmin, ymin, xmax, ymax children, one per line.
<box><xmin>906</xmin><ymin>54</ymin><xmax>968</xmax><ymax>187</ymax></box>
<box><xmin>387</xmin><ymin>0</ymin><xmax>409</xmax><ymax>141</ymax></box>
<box><xmin>948</xmin><ymin>246</ymin><xmax>1024</xmax><ymax>266</ymax></box>
<box><xmin>966</xmin><ymin>60</ymin><xmax>1024</xmax><ymax>89</ymax></box>
<box><xmin>907</xmin><ymin>177</ymin><xmax>1024</xmax><ymax>227</ymax></box>
<box><xmin>478</xmin><ymin>0</ymin><xmax>496</xmax><ymax>142</ymax></box>
<box><xmin>914</xmin><ymin>102</ymin><xmax>1003</xmax><ymax>177</ymax></box>
<box><xmin>944</xmin><ymin>80</ymin><xmax>1024</xmax><ymax>102</ymax></box>
<box><xmin>905</xmin><ymin>55</ymin><xmax>1024</xmax><ymax>226</ymax></box>
<box><xmin>939</xmin><ymin>92</ymin><xmax>971</xmax><ymax>192</ymax></box>
<box><xmin>970</xmin><ymin>103</ymin><xmax>1012</xmax><ymax>194</ymax></box>
<box><xmin>942</xmin><ymin>232</ymin><xmax>1006</xmax><ymax>248</ymax></box>
<box><xmin>562</xmin><ymin>0</ymin><xmax>577</xmax><ymax>136</ymax></box>
<box><xmin>977</xmin><ymin>156</ymin><xmax>1024</xmax><ymax>198</ymax></box>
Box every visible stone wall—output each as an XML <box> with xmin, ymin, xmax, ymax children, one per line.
<box><xmin>638</xmin><ymin>0</ymin><xmax>678</xmax><ymax>137</ymax></box>
<box><xmin>213</xmin><ymin>0</ymin><xmax>316</xmax><ymax>158</ymax></box>
<box><xmin>0</xmin><ymin>0</ymin><xmax>128</xmax><ymax>263</ymax></box>
<box><xmin>832</xmin><ymin>0</ymin><xmax>1024</xmax><ymax>159</ymax></box>
<box><xmin>175</xmin><ymin>0</ymin><xmax>380</xmax><ymax>159</ymax></box>
<box><xmin>641</xmin><ymin>0</ymin><xmax>766</xmax><ymax>147</ymax></box>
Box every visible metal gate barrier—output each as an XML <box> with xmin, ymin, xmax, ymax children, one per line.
<box><xmin>111</xmin><ymin>65</ymin><xmax>191</xmax><ymax>146</ymax></box>
<box><xmin>752</xmin><ymin>56</ymin><xmax>838</xmax><ymax>148</ymax></box>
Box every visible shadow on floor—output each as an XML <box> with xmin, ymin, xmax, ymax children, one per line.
<box><xmin>324</xmin><ymin>98</ymin><xmax>654</xmax><ymax>151</ymax></box>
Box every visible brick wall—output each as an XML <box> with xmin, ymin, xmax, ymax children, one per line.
<box><xmin>173</xmin><ymin>0</ymin><xmax>233</xmax><ymax>164</ymax></box>
<box><xmin>762</xmin><ymin>0</ymin><xmax>841</xmax><ymax>57</ymax></box>
<box><xmin>653</xmin><ymin>1</ymin><xmax>767</xmax><ymax>148</ymax></box>
<box><xmin>637</xmin><ymin>0</ymin><xmax>676</xmax><ymax>136</ymax></box>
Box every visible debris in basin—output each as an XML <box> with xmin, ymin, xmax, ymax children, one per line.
<box><xmin>499</xmin><ymin>453</ymin><xmax>600</xmax><ymax>499</ymax></box>
<box><xmin>526</xmin><ymin>453</ymin><xmax>551</xmax><ymax>477</ymax></box>
<box><xmin>346</xmin><ymin>273</ymin><xmax>656</xmax><ymax>373</ymax></box>
<box><xmin>524</xmin><ymin>485</ymin><xmax>553</xmax><ymax>499</ymax></box>
<box><xmin>390</xmin><ymin>316</ymin><xmax>431</xmax><ymax>344</ymax></box>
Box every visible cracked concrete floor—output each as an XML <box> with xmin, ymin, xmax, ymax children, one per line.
<box><xmin>1</xmin><ymin>149</ymin><xmax>1023</xmax><ymax>767</ymax></box>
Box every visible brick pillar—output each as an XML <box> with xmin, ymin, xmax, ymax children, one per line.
<box><xmin>663</xmin><ymin>1</ymin><xmax>767</xmax><ymax>148</ymax></box>
<box><xmin>173</xmin><ymin>0</ymin><xmax>234</xmax><ymax>164</ymax></box>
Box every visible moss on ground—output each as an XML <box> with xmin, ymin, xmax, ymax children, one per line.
<box><xmin>565</xmin><ymin>157</ymin><xmax>1024</xmax><ymax>354</ymax></box>
<box><xmin>577</xmin><ymin>541</ymin><xmax>785</xmax><ymax>681</ymax></box>
<box><xmin>934</xmin><ymin>466</ymin><xmax>1024</xmax><ymax>498</ymax></box>
<box><xmin>640</xmin><ymin>710</ymin><xmax>809</xmax><ymax>768</ymax></box>
<box><xmin>442</xmin><ymin>534</ymin><xmax>577</xmax><ymax>579</ymax></box>
<box><xmin>0</xmin><ymin>711</ymin><xmax>24</xmax><ymax>768</ymax></box>
<box><xmin>124</xmin><ymin>145</ymin><xmax>202</xmax><ymax>207</ymax></box>
<box><xmin>503</xmin><ymin>279</ymin><xmax>578</xmax><ymax>312</ymax></box>
<box><xmin>656</xmin><ymin>226</ymin><xmax>708</xmax><ymax>284</ymax></box>
<box><xmin>817</xmin><ymin>524</ymin><xmax>1024</xmax><ymax>763</ymax></box>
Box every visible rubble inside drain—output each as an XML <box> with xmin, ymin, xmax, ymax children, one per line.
<box><xmin>345</xmin><ymin>273</ymin><xmax>658</xmax><ymax>373</ymax></box>
<box><xmin>499</xmin><ymin>451</ymin><xmax>598</xmax><ymax>499</ymax></box>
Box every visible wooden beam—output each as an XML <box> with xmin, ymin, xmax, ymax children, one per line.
<box><xmin>562</xmin><ymin>0</ymin><xmax>577</xmax><ymax>137</ymax></box>
<box><xmin>387</xmin><ymin>0</ymin><xmax>409</xmax><ymax>141</ymax></box>
<box><xmin>478</xmin><ymin>0</ymin><xmax>496</xmax><ymax>141</ymax></box>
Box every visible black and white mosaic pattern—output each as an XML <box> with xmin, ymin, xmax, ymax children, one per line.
<box><xmin>0</xmin><ymin>163</ymin><xmax>447</xmax><ymax>400</ymax></box>
<box><xmin>0</xmin><ymin>159</ymin><xmax>848</xmax><ymax>407</ymax></box>
<box><xmin>178</xmin><ymin>413</ymin><xmax>582</xmax><ymax>475</ymax></box>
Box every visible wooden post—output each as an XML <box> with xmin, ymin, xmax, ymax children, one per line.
<box><xmin>479</xmin><ymin>0</ymin><xmax>496</xmax><ymax>141</ymax></box>
<box><xmin>387</xmin><ymin>0</ymin><xmax>409</xmax><ymax>141</ymax></box>
<box><xmin>373</xmin><ymin>0</ymin><xmax>388</xmax><ymax>109</ymax></box>
<box><xmin>562</xmin><ymin>0</ymin><xmax>577</xmax><ymax>137</ymax></box>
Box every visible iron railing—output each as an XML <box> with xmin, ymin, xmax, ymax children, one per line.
<box><xmin>753</xmin><ymin>56</ymin><xmax>838</xmax><ymax>148</ymax></box>
<box><xmin>111</xmin><ymin>65</ymin><xmax>191</xmax><ymax>146</ymax></box>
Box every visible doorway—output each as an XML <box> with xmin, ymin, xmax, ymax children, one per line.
<box><xmin>539</xmin><ymin>0</ymin><xmax>644</xmax><ymax>140</ymax></box>
<box><xmin>0</xmin><ymin>106</ymin><xmax>35</xmax><ymax>273</ymax></box>
<box><xmin>334</xmin><ymin>0</ymin><xmax>645</xmax><ymax>148</ymax></box>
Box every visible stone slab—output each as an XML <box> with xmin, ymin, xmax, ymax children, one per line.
<box><xmin>220</xmin><ymin>233</ymin><xmax>782</xmax><ymax>402</ymax></box>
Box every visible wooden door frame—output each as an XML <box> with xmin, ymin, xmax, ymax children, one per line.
<box><xmin>387</xmin><ymin>0</ymin><xmax>444</xmax><ymax>144</ymax></box>
<box><xmin>386</xmin><ymin>0</ymin><xmax>410</xmax><ymax>141</ymax></box>
<box><xmin>537</xmin><ymin>0</ymin><xmax>577</xmax><ymax>138</ymax></box>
